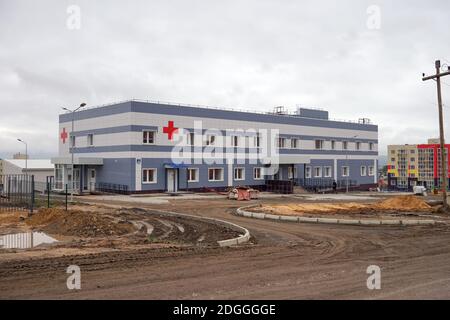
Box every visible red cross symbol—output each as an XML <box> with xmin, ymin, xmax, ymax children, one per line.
<box><xmin>163</xmin><ymin>121</ymin><xmax>178</xmax><ymax>140</ymax></box>
<box><xmin>60</xmin><ymin>128</ymin><xmax>68</xmax><ymax>144</ymax></box>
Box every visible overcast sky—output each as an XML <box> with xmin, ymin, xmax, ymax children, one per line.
<box><xmin>1</xmin><ymin>0</ymin><xmax>449</xmax><ymax>158</ymax></box>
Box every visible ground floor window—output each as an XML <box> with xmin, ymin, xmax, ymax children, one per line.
<box><xmin>305</xmin><ymin>166</ymin><xmax>312</xmax><ymax>178</ymax></box>
<box><xmin>254</xmin><ymin>167</ymin><xmax>264</xmax><ymax>180</ymax></box>
<box><xmin>314</xmin><ymin>167</ymin><xmax>322</xmax><ymax>178</ymax></box>
<box><xmin>234</xmin><ymin>168</ymin><xmax>245</xmax><ymax>181</ymax></box>
<box><xmin>360</xmin><ymin>166</ymin><xmax>367</xmax><ymax>176</ymax></box>
<box><xmin>143</xmin><ymin>168</ymin><xmax>157</xmax><ymax>183</ymax></box>
<box><xmin>342</xmin><ymin>166</ymin><xmax>349</xmax><ymax>177</ymax></box>
<box><xmin>208</xmin><ymin>168</ymin><xmax>224</xmax><ymax>181</ymax></box>
<box><xmin>368</xmin><ymin>166</ymin><xmax>375</xmax><ymax>176</ymax></box>
<box><xmin>187</xmin><ymin>168</ymin><xmax>199</xmax><ymax>182</ymax></box>
<box><xmin>324</xmin><ymin>166</ymin><xmax>332</xmax><ymax>178</ymax></box>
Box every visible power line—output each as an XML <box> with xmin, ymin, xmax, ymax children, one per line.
<box><xmin>422</xmin><ymin>60</ymin><xmax>450</xmax><ymax>211</ymax></box>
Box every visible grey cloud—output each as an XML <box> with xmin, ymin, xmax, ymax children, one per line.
<box><xmin>0</xmin><ymin>0</ymin><xmax>449</xmax><ymax>158</ymax></box>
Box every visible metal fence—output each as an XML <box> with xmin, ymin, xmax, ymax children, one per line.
<box><xmin>0</xmin><ymin>174</ymin><xmax>35</xmax><ymax>212</ymax></box>
<box><xmin>95</xmin><ymin>182</ymin><xmax>129</xmax><ymax>195</ymax></box>
<box><xmin>298</xmin><ymin>178</ymin><xmax>359</xmax><ymax>192</ymax></box>
<box><xmin>266</xmin><ymin>180</ymin><xmax>294</xmax><ymax>194</ymax></box>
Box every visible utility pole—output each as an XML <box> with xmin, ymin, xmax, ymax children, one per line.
<box><xmin>423</xmin><ymin>60</ymin><xmax>450</xmax><ymax>211</ymax></box>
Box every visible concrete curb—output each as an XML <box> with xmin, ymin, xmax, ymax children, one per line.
<box><xmin>236</xmin><ymin>205</ymin><xmax>437</xmax><ymax>227</ymax></box>
<box><xmin>141</xmin><ymin>208</ymin><xmax>251</xmax><ymax>247</ymax></box>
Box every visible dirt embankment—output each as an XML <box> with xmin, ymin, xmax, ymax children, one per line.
<box><xmin>26</xmin><ymin>208</ymin><xmax>135</xmax><ymax>237</ymax></box>
<box><xmin>253</xmin><ymin>196</ymin><xmax>433</xmax><ymax>216</ymax></box>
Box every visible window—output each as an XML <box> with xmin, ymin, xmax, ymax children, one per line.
<box><xmin>410</xmin><ymin>165</ymin><xmax>416</xmax><ymax>170</ymax></box>
<box><xmin>391</xmin><ymin>158</ymin><xmax>395</xmax><ymax>162</ymax></box>
<box><xmin>142</xmin><ymin>169</ymin><xmax>157</xmax><ymax>184</ymax></box>
<box><xmin>234</xmin><ymin>168</ymin><xmax>245</xmax><ymax>181</ymax></box>
<box><xmin>143</xmin><ymin>131</ymin><xmax>155</xmax><ymax>144</ymax></box>
<box><xmin>356</xmin><ymin>142</ymin><xmax>361</xmax><ymax>150</ymax></box>
<box><xmin>206</xmin><ymin>135</ymin><xmax>216</xmax><ymax>146</ymax></box>
<box><xmin>208</xmin><ymin>168</ymin><xmax>223</xmax><ymax>181</ymax></box>
<box><xmin>324</xmin><ymin>166</ymin><xmax>332</xmax><ymax>178</ymax></box>
<box><xmin>87</xmin><ymin>134</ymin><xmax>94</xmax><ymax>146</ymax></box>
<box><xmin>314</xmin><ymin>167</ymin><xmax>322</xmax><ymax>178</ymax></box>
<box><xmin>342</xmin><ymin>141</ymin><xmax>348</xmax><ymax>150</ymax></box>
<box><xmin>360</xmin><ymin>166</ymin><xmax>367</xmax><ymax>176</ymax></box>
<box><xmin>187</xmin><ymin>168</ymin><xmax>199</xmax><ymax>182</ymax></box>
<box><xmin>369</xmin><ymin>142</ymin><xmax>374</xmax><ymax>151</ymax></box>
<box><xmin>305</xmin><ymin>166</ymin><xmax>312</xmax><ymax>178</ymax></box>
<box><xmin>277</xmin><ymin>137</ymin><xmax>286</xmax><ymax>148</ymax></box>
<box><xmin>70</xmin><ymin>135</ymin><xmax>76</xmax><ymax>148</ymax></box>
<box><xmin>291</xmin><ymin>139</ymin><xmax>298</xmax><ymax>149</ymax></box>
<box><xmin>331</xmin><ymin>140</ymin><xmax>336</xmax><ymax>150</ymax></box>
<box><xmin>315</xmin><ymin>140</ymin><xmax>324</xmax><ymax>150</ymax></box>
<box><xmin>368</xmin><ymin>166</ymin><xmax>375</xmax><ymax>176</ymax></box>
<box><xmin>288</xmin><ymin>167</ymin><xmax>294</xmax><ymax>179</ymax></box>
<box><xmin>342</xmin><ymin>166</ymin><xmax>349</xmax><ymax>177</ymax></box>
<box><xmin>410</xmin><ymin>158</ymin><xmax>415</xmax><ymax>162</ymax></box>
<box><xmin>293</xmin><ymin>167</ymin><xmax>298</xmax><ymax>179</ymax></box>
<box><xmin>231</xmin><ymin>135</ymin><xmax>239</xmax><ymax>147</ymax></box>
<box><xmin>254</xmin><ymin>136</ymin><xmax>261</xmax><ymax>148</ymax></box>
<box><xmin>187</xmin><ymin>132</ymin><xmax>195</xmax><ymax>146</ymax></box>
<box><xmin>254</xmin><ymin>167</ymin><xmax>264</xmax><ymax>180</ymax></box>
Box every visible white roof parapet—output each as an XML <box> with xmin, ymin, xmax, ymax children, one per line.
<box><xmin>51</xmin><ymin>157</ymin><xmax>104</xmax><ymax>165</ymax></box>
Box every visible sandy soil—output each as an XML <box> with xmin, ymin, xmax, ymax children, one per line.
<box><xmin>1</xmin><ymin>196</ymin><xmax>450</xmax><ymax>299</ymax></box>
<box><xmin>251</xmin><ymin>196</ymin><xmax>436</xmax><ymax>218</ymax></box>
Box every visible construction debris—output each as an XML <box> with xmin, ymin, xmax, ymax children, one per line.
<box><xmin>228</xmin><ymin>187</ymin><xmax>259</xmax><ymax>201</ymax></box>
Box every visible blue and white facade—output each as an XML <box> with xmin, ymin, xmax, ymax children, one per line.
<box><xmin>51</xmin><ymin>100</ymin><xmax>378</xmax><ymax>193</ymax></box>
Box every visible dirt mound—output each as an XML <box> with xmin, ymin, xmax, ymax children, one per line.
<box><xmin>254</xmin><ymin>196</ymin><xmax>432</xmax><ymax>217</ymax></box>
<box><xmin>373</xmin><ymin>196</ymin><xmax>431</xmax><ymax>211</ymax></box>
<box><xmin>26</xmin><ymin>208</ymin><xmax>135</xmax><ymax>237</ymax></box>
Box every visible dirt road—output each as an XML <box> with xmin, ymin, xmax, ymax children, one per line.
<box><xmin>1</xmin><ymin>198</ymin><xmax>450</xmax><ymax>299</ymax></box>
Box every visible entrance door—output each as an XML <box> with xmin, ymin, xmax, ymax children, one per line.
<box><xmin>166</xmin><ymin>169</ymin><xmax>178</xmax><ymax>193</ymax></box>
<box><xmin>88</xmin><ymin>169</ymin><xmax>96</xmax><ymax>192</ymax></box>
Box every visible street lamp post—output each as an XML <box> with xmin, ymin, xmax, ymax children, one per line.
<box><xmin>17</xmin><ymin>139</ymin><xmax>28</xmax><ymax>175</ymax></box>
<box><xmin>62</xmin><ymin>103</ymin><xmax>86</xmax><ymax>203</ymax></box>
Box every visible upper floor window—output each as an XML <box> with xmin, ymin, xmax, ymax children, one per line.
<box><xmin>356</xmin><ymin>142</ymin><xmax>361</xmax><ymax>150</ymax></box>
<box><xmin>231</xmin><ymin>135</ymin><xmax>239</xmax><ymax>147</ymax></box>
<box><xmin>254</xmin><ymin>136</ymin><xmax>261</xmax><ymax>148</ymax></box>
<box><xmin>331</xmin><ymin>140</ymin><xmax>336</xmax><ymax>150</ymax></box>
<box><xmin>369</xmin><ymin>142</ymin><xmax>374</xmax><ymax>151</ymax></box>
<box><xmin>70</xmin><ymin>136</ymin><xmax>76</xmax><ymax>148</ymax></box>
<box><xmin>143</xmin><ymin>130</ymin><xmax>155</xmax><ymax>144</ymax></box>
<box><xmin>291</xmin><ymin>139</ymin><xmax>298</xmax><ymax>149</ymax></box>
<box><xmin>315</xmin><ymin>140</ymin><xmax>324</xmax><ymax>150</ymax></box>
<box><xmin>342</xmin><ymin>141</ymin><xmax>348</xmax><ymax>150</ymax></box>
<box><xmin>206</xmin><ymin>135</ymin><xmax>216</xmax><ymax>146</ymax></box>
<box><xmin>277</xmin><ymin>137</ymin><xmax>286</xmax><ymax>149</ymax></box>
<box><xmin>187</xmin><ymin>132</ymin><xmax>195</xmax><ymax>146</ymax></box>
<box><xmin>87</xmin><ymin>134</ymin><xmax>94</xmax><ymax>147</ymax></box>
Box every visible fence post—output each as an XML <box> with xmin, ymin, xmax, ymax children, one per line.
<box><xmin>30</xmin><ymin>175</ymin><xmax>35</xmax><ymax>215</ymax></box>
<box><xmin>65</xmin><ymin>184</ymin><xmax>68</xmax><ymax>211</ymax></box>
<box><xmin>47</xmin><ymin>182</ymin><xmax>50</xmax><ymax>208</ymax></box>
